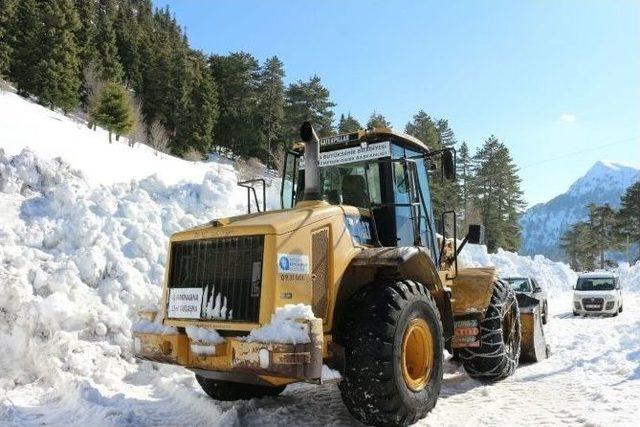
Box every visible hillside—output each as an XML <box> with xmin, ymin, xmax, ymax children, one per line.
<box><xmin>1</xmin><ymin>90</ymin><xmax>639</xmax><ymax>426</ymax></box>
<box><xmin>0</xmin><ymin>90</ymin><xmax>232</xmax><ymax>186</ymax></box>
<box><xmin>520</xmin><ymin>160</ymin><xmax>640</xmax><ymax>260</ymax></box>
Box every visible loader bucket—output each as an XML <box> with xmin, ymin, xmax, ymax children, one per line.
<box><xmin>516</xmin><ymin>293</ymin><xmax>549</xmax><ymax>363</ymax></box>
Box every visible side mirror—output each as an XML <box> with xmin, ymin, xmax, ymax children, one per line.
<box><xmin>466</xmin><ymin>224</ymin><xmax>484</xmax><ymax>245</ymax></box>
<box><xmin>442</xmin><ymin>149</ymin><xmax>456</xmax><ymax>181</ymax></box>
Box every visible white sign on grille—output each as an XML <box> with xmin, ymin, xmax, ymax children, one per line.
<box><xmin>300</xmin><ymin>141</ymin><xmax>390</xmax><ymax>169</ymax></box>
<box><xmin>168</xmin><ymin>288</ymin><xmax>203</xmax><ymax>319</ymax></box>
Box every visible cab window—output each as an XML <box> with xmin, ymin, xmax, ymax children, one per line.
<box><xmin>296</xmin><ymin>162</ymin><xmax>382</xmax><ymax>208</ymax></box>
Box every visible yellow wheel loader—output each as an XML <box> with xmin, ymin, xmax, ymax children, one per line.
<box><xmin>133</xmin><ymin>122</ymin><xmax>547</xmax><ymax>426</ymax></box>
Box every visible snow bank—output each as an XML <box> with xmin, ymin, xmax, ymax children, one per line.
<box><xmin>616</xmin><ymin>262</ymin><xmax>640</xmax><ymax>291</ymax></box>
<box><xmin>245</xmin><ymin>304</ymin><xmax>316</xmax><ymax>344</ymax></box>
<box><xmin>0</xmin><ymin>148</ymin><xmax>246</xmax><ymax>391</ymax></box>
<box><xmin>460</xmin><ymin>244</ymin><xmax>578</xmax><ymax>295</ymax></box>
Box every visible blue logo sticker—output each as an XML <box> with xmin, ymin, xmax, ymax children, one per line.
<box><xmin>279</xmin><ymin>256</ymin><xmax>290</xmax><ymax>271</ymax></box>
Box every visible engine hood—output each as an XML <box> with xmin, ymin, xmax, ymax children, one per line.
<box><xmin>573</xmin><ymin>290</ymin><xmax>617</xmax><ymax>299</ymax></box>
<box><xmin>171</xmin><ymin>201</ymin><xmax>361</xmax><ymax>240</ymax></box>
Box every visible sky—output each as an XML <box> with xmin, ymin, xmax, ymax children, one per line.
<box><xmin>153</xmin><ymin>0</ymin><xmax>640</xmax><ymax>207</ymax></box>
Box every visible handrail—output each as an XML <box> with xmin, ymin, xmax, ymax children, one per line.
<box><xmin>238</xmin><ymin>179</ymin><xmax>266</xmax><ymax>214</ymax></box>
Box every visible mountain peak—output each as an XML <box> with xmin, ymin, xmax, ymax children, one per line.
<box><xmin>520</xmin><ymin>160</ymin><xmax>640</xmax><ymax>260</ymax></box>
<box><xmin>587</xmin><ymin>160</ymin><xmax>640</xmax><ymax>176</ymax></box>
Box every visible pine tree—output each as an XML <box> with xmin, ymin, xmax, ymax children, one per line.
<box><xmin>209</xmin><ymin>51</ymin><xmax>261</xmax><ymax>157</ymax></box>
<box><xmin>173</xmin><ymin>54</ymin><xmax>218</xmax><ymax>155</ymax></box>
<box><xmin>95</xmin><ymin>0</ymin><xmax>123</xmax><ymax>82</ymax></box>
<box><xmin>587</xmin><ymin>203</ymin><xmax>621</xmax><ymax>269</ymax></box>
<box><xmin>435</xmin><ymin>118</ymin><xmax>461</xmax><ymax>224</ymax></box>
<box><xmin>90</xmin><ymin>82</ymin><xmax>134</xmax><ymax>143</ymax></box>
<box><xmin>561</xmin><ymin>222</ymin><xmax>596</xmax><ymax>271</ymax></box>
<box><xmin>617</xmin><ymin>181</ymin><xmax>640</xmax><ymax>261</ymax></box>
<box><xmin>405</xmin><ymin>111</ymin><xmax>439</xmax><ymax>150</ymax></box>
<box><xmin>257</xmin><ymin>56</ymin><xmax>285</xmax><ymax>163</ymax></box>
<box><xmin>366</xmin><ymin>111</ymin><xmax>390</xmax><ymax>128</ymax></box>
<box><xmin>470</xmin><ymin>136</ymin><xmax>525</xmax><ymax>252</ymax></box>
<box><xmin>33</xmin><ymin>0</ymin><xmax>81</xmax><ymax>112</ymax></box>
<box><xmin>337</xmin><ymin>113</ymin><xmax>362</xmax><ymax>133</ymax></box>
<box><xmin>140</xmin><ymin>7</ymin><xmax>191</xmax><ymax>139</ymax></box>
<box><xmin>74</xmin><ymin>0</ymin><xmax>98</xmax><ymax>106</ymax></box>
<box><xmin>457</xmin><ymin>141</ymin><xmax>472</xmax><ymax>230</ymax></box>
<box><xmin>114</xmin><ymin>0</ymin><xmax>145</xmax><ymax>88</ymax></box>
<box><xmin>0</xmin><ymin>0</ymin><xmax>17</xmax><ymax>78</ymax></box>
<box><xmin>9</xmin><ymin>0</ymin><xmax>39</xmax><ymax>96</ymax></box>
<box><xmin>74</xmin><ymin>0</ymin><xmax>97</xmax><ymax>70</ymax></box>
<box><xmin>283</xmin><ymin>75</ymin><xmax>335</xmax><ymax>143</ymax></box>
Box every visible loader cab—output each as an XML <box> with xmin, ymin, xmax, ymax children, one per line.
<box><xmin>281</xmin><ymin>128</ymin><xmax>453</xmax><ymax>262</ymax></box>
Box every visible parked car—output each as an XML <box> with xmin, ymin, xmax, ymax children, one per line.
<box><xmin>573</xmin><ymin>272</ymin><xmax>623</xmax><ymax>316</ymax></box>
<box><xmin>503</xmin><ymin>276</ymin><xmax>549</xmax><ymax>324</ymax></box>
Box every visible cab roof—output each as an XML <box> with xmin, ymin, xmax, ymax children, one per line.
<box><xmin>293</xmin><ymin>127</ymin><xmax>430</xmax><ymax>154</ymax></box>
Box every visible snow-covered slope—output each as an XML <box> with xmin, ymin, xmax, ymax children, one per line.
<box><xmin>1</xmin><ymin>90</ymin><xmax>640</xmax><ymax>426</ymax></box>
<box><xmin>520</xmin><ymin>160</ymin><xmax>640</xmax><ymax>260</ymax></box>
<box><xmin>0</xmin><ymin>90</ymin><xmax>235</xmax><ymax>186</ymax></box>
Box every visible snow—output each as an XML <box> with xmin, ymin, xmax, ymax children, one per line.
<box><xmin>321</xmin><ymin>365</ymin><xmax>342</xmax><ymax>382</ymax></box>
<box><xmin>244</xmin><ymin>304</ymin><xmax>316</xmax><ymax>344</ymax></box>
<box><xmin>1</xmin><ymin>90</ymin><xmax>640</xmax><ymax>426</ymax></box>
<box><xmin>133</xmin><ymin>318</ymin><xmax>178</xmax><ymax>335</ymax></box>
<box><xmin>460</xmin><ymin>243</ymin><xmax>578</xmax><ymax>296</ymax></box>
<box><xmin>0</xmin><ymin>90</ymin><xmax>232</xmax><ymax>186</ymax></box>
<box><xmin>185</xmin><ymin>326</ymin><xmax>224</xmax><ymax>345</ymax></box>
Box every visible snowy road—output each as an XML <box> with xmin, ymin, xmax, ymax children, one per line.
<box><xmin>4</xmin><ymin>293</ymin><xmax>639</xmax><ymax>427</ymax></box>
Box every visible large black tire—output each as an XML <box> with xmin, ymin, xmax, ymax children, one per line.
<box><xmin>338</xmin><ymin>280</ymin><xmax>444</xmax><ymax>426</ymax></box>
<box><xmin>195</xmin><ymin>375</ymin><xmax>286</xmax><ymax>401</ymax></box>
<box><xmin>460</xmin><ymin>279</ymin><xmax>521</xmax><ymax>381</ymax></box>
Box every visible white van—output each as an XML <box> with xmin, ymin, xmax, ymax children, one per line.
<box><xmin>573</xmin><ymin>272</ymin><xmax>623</xmax><ymax>316</ymax></box>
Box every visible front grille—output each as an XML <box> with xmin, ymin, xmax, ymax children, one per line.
<box><xmin>168</xmin><ymin>235</ymin><xmax>264</xmax><ymax>322</ymax></box>
<box><xmin>311</xmin><ymin>228</ymin><xmax>329</xmax><ymax>318</ymax></box>
<box><xmin>582</xmin><ymin>297</ymin><xmax>604</xmax><ymax>312</ymax></box>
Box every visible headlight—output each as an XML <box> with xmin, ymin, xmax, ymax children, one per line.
<box><xmin>604</xmin><ymin>295</ymin><xmax>614</xmax><ymax>300</ymax></box>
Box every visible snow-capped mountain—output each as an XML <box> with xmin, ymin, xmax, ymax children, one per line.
<box><xmin>520</xmin><ymin>160</ymin><xmax>640</xmax><ymax>260</ymax></box>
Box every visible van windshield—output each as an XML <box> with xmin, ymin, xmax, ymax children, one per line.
<box><xmin>575</xmin><ymin>278</ymin><xmax>615</xmax><ymax>291</ymax></box>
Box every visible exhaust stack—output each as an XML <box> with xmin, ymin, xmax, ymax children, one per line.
<box><xmin>300</xmin><ymin>122</ymin><xmax>321</xmax><ymax>201</ymax></box>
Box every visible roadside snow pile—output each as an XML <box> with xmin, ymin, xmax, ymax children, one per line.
<box><xmin>616</xmin><ymin>262</ymin><xmax>640</xmax><ymax>291</ymax></box>
<box><xmin>0</xmin><ymin>148</ymin><xmax>245</xmax><ymax>391</ymax></box>
<box><xmin>245</xmin><ymin>304</ymin><xmax>316</xmax><ymax>344</ymax></box>
<box><xmin>460</xmin><ymin>243</ymin><xmax>577</xmax><ymax>295</ymax></box>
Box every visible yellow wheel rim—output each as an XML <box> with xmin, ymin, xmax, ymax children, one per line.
<box><xmin>401</xmin><ymin>318</ymin><xmax>434</xmax><ymax>392</ymax></box>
